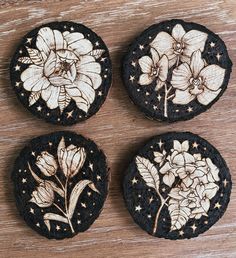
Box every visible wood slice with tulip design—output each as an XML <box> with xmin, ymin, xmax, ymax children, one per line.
<box><xmin>123</xmin><ymin>132</ymin><xmax>231</xmax><ymax>239</ymax></box>
<box><xmin>122</xmin><ymin>19</ymin><xmax>232</xmax><ymax>122</ymax></box>
<box><xmin>12</xmin><ymin>131</ymin><xmax>109</xmax><ymax>239</ymax></box>
<box><xmin>10</xmin><ymin>21</ymin><xmax>112</xmax><ymax>125</ymax></box>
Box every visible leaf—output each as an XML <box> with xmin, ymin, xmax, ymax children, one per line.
<box><xmin>135</xmin><ymin>156</ymin><xmax>160</xmax><ymax>192</ymax></box>
<box><xmin>26</xmin><ymin>47</ymin><xmax>44</xmax><ymax>66</ymax></box>
<box><xmin>43</xmin><ymin>213</ymin><xmax>68</xmax><ymax>231</ymax></box>
<box><xmin>28</xmin><ymin>91</ymin><xmax>40</xmax><ymax>106</ymax></box>
<box><xmin>89</xmin><ymin>49</ymin><xmax>105</xmax><ymax>59</ymax></box>
<box><xmin>28</xmin><ymin>163</ymin><xmax>64</xmax><ymax>197</ymax></box>
<box><xmin>58</xmin><ymin>86</ymin><xmax>71</xmax><ymax>112</ymax></box>
<box><xmin>18</xmin><ymin>57</ymin><xmax>33</xmax><ymax>64</ymax></box>
<box><xmin>68</xmin><ymin>180</ymin><xmax>94</xmax><ymax>219</ymax></box>
<box><xmin>168</xmin><ymin>198</ymin><xmax>191</xmax><ymax>231</ymax></box>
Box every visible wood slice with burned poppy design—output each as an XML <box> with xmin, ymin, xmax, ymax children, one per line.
<box><xmin>122</xmin><ymin>19</ymin><xmax>232</xmax><ymax>122</ymax></box>
<box><xmin>10</xmin><ymin>21</ymin><xmax>112</xmax><ymax>125</ymax></box>
<box><xmin>123</xmin><ymin>132</ymin><xmax>231</xmax><ymax>239</ymax></box>
<box><xmin>12</xmin><ymin>131</ymin><xmax>109</xmax><ymax>239</ymax></box>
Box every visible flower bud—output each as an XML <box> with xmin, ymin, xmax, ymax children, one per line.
<box><xmin>36</xmin><ymin>151</ymin><xmax>58</xmax><ymax>177</ymax></box>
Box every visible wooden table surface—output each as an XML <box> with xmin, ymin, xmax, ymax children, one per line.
<box><xmin>0</xmin><ymin>0</ymin><xmax>235</xmax><ymax>257</ymax></box>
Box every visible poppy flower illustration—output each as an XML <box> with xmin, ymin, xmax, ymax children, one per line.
<box><xmin>36</xmin><ymin>151</ymin><xmax>58</xmax><ymax>177</ymax></box>
<box><xmin>138</xmin><ymin>48</ymin><xmax>168</xmax><ymax>90</ymax></box>
<box><xmin>19</xmin><ymin>27</ymin><xmax>105</xmax><ymax>113</ymax></box>
<box><xmin>30</xmin><ymin>181</ymin><xmax>54</xmax><ymax>208</ymax></box>
<box><xmin>171</xmin><ymin>50</ymin><xmax>225</xmax><ymax>105</ymax></box>
<box><xmin>150</xmin><ymin>24</ymin><xmax>208</xmax><ymax>67</ymax></box>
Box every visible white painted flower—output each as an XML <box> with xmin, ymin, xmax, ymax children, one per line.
<box><xmin>154</xmin><ymin>149</ymin><xmax>166</xmax><ymax>166</ymax></box>
<box><xmin>138</xmin><ymin>48</ymin><xmax>168</xmax><ymax>90</ymax></box>
<box><xmin>171</xmin><ymin>50</ymin><xmax>225</xmax><ymax>106</ymax></box>
<box><xmin>150</xmin><ymin>24</ymin><xmax>208</xmax><ymax>67</ymax></box>
<box><xmin>19</xmin><ymin>27</ymin><xmax>105</xmax><ymax>112</ymax></box>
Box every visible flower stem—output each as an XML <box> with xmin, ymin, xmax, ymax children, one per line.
<box><xmin>153</xmin><ymin>196</ymin><xmax>170</xmax><ymax>235</ymax></box>
<box><xmin>53</xmin><ymin>203</ymin><xmax>67</xmax><ymax>217</ymax></box>
<box><xmin>164</xmin><ymin>84</ymin><xmax>168</xmax><ymax>117</ymax></box>
<box><xmin>55</xmin><ymin>175</ymin><xmax>65</xmax><ymax>190</ymax></box>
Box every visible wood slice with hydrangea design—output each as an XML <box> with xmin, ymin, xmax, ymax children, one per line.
<box><xmin>12</xmin><ymin>131</ymin><xmax>109</xmax><ymax>239</ymax></box>
<box><xmin>10</xmin><ymin>21</ymin><xmax>112</xmax><ymax>125</ymax></box>
<box><xmin>122</xmin><ymin>19</ymin><xmax>232</xmax><ymax>122</ymax></box>
<box><xmin>123</xmin><ymin>132</ymin><xmax>231</xmax><ymax>239</ymax></box>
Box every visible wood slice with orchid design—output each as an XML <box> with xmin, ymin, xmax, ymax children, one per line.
<box><xmin>122</xmin><ymin>19</ymin><xmax>232</xmax><ymax>122</ymax></box>
<box><xmin>12</xmin><ymin>131</ymin><xmax>109</xmax><ymax>239</ymax></box>
<box><xmin>123</xmin><ymin>132</ymin><xmax>231</xmax><ymax>239</ymax></box>
<box><xmin>10</xmin><ymin>21</ymin><xmax>112</xmax><ymax>125</ymax></box>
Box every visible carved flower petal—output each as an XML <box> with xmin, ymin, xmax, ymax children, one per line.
<box><xmin>163</xmin><ymin>172</ymin><xmax>175</xmax><ymax>187</ymax></box>
<box><xmin>139</xmin><ymin>74</ymin><xmax>153</xmax><ymax>85</ymax></box>
<box><xmin>41</xmin><ymin>85</ymin><xmax>60</xmax><ymax>109</ymax></box>
<box><xmin>171</xmin><ymin>63</ymin><xmax>192</xmax><ymax>90</ymax></box>
<box><xmin>181</xmin><ymin>140</ymin><xmax>189</xmax><ymax>152</ymax></box>
<box><xmin>150</xmin><ymin>48</ymin><xmax>160</xmax><ymax>65</ymax></box>
<box><xmin>182</xmin><ymin>30</ymin><xmax>208</xmax><ymax>57</ymax></box>
<box><xmin>172</xmin><ymin>89</ymin><xmax>195</xmax><ymax>105</ymax></box>
<box><xmin>182</xmin><ymin>176</ymin><xmax>193</xmax><ymax>187</ymax></box>
<box><xmin>172</xmin><ymin>153</ymin><xmax>185</xmax><ymax>166</ymax></box>
<box><xmin>138</xmin><ymin>56</ymin><xmax>153</xmax><ymax>74</ymax></box>
<box><xmin>44</xmin><ymin>50</ymin><xmax>57</xmax><ymax>77</ymax></box>
<box><xmin>168</xmin><ymin>188</ymin><xmax>185</xmax><ymax>200</ymax></box>
<box><xmin>158</xmin><ymin>55</ymin><xmax>168</xmax><ymax>82</ymax></box>
<box><xmin>172</xmin><ymin>24</ymin><xmax>186</xmax><ymax>42</ymax></box>
<box><xmin>36</xmin><ymin>27</ymin><xmax>55</xmax><ymax>57</ymax></box>
<box><xmin>199</xmin><ymin>64</ymin><xmax>225</xmax><ymax>91</ymax></box>
<box><xmin>197</xmin><ymin>87</ymin><xmax>221</xmax><ymax>106</ymax></box>
<box><xmin>53</xmin><ymin>29</ymin><xmax>67</xmax><ymax>50</ymax></box>
<box><xmin>190</xmin><ymin>50</ymin><xmax>205</xmax><ymax>78</ymax></box>
<box><xmin>201</xmin><ymin>199</ymin><xmax>210</xmax><ymax>213</ymax></box>
<box><xmin>153</xmin><ymin>151</ymin><xmax>163</xmax><ymax>163</ymax></box>
<box><xmin>183</xmin><ymin>152</ymin><xmax>195</xmax><ymax>164</ymax></box>
<box><xmin>173</xmin><ymin>140</ymin><xmax>182</xmax><ymax>152</ymax></box>
<box><xmin>155</xmin><ymin>79</ymin><xmax>164</xmax><ymax>90</ymax></box>
<box><xmin>204</xmin><ymin>182</ymin><xmax>219</xmax><ymax>199</ymax></box>
<box><xmin>63</xmin><ymin>31</ymin><xmax>84</xmax><ymax>45</ymax></box>
<box><xmin>206</xmin><ymin>158</ymin><xmax>220</xmax><ymax>181</ymax></box>
<box><xmin>150</xmin><ymin>32</ymin><xmax>176</xmax><ymax>60</ymax></box>
<box><xmin>159</xmin><ymin>162</ymin><xmax>172</xmax><ymax>174</ymax></box>
<box><xmin>67</xmin><ymin>37</ymin><xmax>93</xmax><ymax>56</ymax></box>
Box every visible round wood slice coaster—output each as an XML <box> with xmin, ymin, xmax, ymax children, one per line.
<box><xmin>122</xmin><ymin>19</ymin><xmax>232</xmax><ymax>122</ymax></box>
<box><xmin>10</xmin><ymin>21</ymin><xmax>112</xmax><ymax>125</ymax></box>
<box><xmin>123</xmin><ymin>132</ymin><xmax>231</xmax><ymax>239</ymax></box>
<box><xmin>12</xmin><ymin>131</ymin><xmax>109</xmax><ymax>239</ymax></box>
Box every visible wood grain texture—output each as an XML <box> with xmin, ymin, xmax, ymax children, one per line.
<box><xmin>0</xmin><ymin>0</ymin><xmax>235</xmax><ymax>257</ymax></box>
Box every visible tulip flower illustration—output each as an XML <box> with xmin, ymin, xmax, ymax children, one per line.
<box><xmin>30</xmin><ymin>181</ymin><xmax>54</xmax><ymax>208</ymax></box>
<box><xmin>36</xmin><ymin>151</ymin><xmax>58</xmax><ymax>177</ymax></box>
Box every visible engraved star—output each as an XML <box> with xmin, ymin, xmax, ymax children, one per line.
<box><xmin>36</xmin><ymin>223</ymin><xmax>40</xmax><ymax>227</ymax></box>
<box><xmin>216</xmin><ymin>53</ymin><xmax>221</xmax><ymax>61</ymax></box>
<box><xmin>153</xmin><ymin>105</ymin><xmax>157</xmax><ymax>110</ymax></box>
<box><xmin>131</xmin><ymin>61</ymin><xmax>136</xmax><ymax>67</ymax></box>
<box><xmin>77</xmin><ymin>220</ymin><xmax>81</xmax><ymax>224</ymax></box>
<box><xmin>21</xmin><ymin>93</ymin><xmax>24</xmax><ymax>96</ymax></box>
<box><xmin>137</xmin><ymin>89</ymin><xmax>140</xmax><ymax>92</ymax></box>
<box><xmin>129</xmin><ymin>75</ymin><xmax>135</xmax><ymax>82</ymax></box>
<box><xmin>204</xmin><ymin>220</ymin><xmax>208</xmax><ymax>224</ymax></box>
<box><xmin>135</xmin><ymin>205</ymin><xmax>142</xmax><ymax>212</ymax></box>
<box><xmin>210</xmin><ymin>42</ymin><xmax>215</xmax><ymax>48</ymax></box>
<box><xmin>179</xmin><ymin>230</ymin><xmax>184</xmax><ymax>236</ymax></box>
<box><xmin>162</xmin><ymin>187</ymin><xmax>166</xmax><ymax>192</ymax></box>
<box><xmin>139</xmin><ymin>44</ymin><xmax>144</xmax><ymax>50</ymax></box>
<box><xmin>70</xmin><ymin>27</ymin><xmax>75</xmax><ymax>31</ymax></box>
<box><xmin>158</xmin><ymin>140</ymin><xmax>163</xmax><ymax>148</ymax></box>
<box><xmin>19</xmin><ymin>50</ymin><xmax>23</xmax><ymax>54</ymax></box>
<box><xmin>95</xmin><ymin>41</ymin><xmax>100</xmax><ymax>46</ymax></box>
<box><xmin>22</xmin><ymin>178</ymin><xmax>27</xmax><ymax>183</ymax></box>
<box><xmin>214</xmin><ymin>202</ymin><xmax>221</xmax><ymax>209</ymax></box>
<box><xmin>32</xmin><ymin>151</ymin><xmax>35</xmax><ymax>156</ymax></box>
<box><xmin>97</xmin><ymin>175</ymin><xmax>101</xmax><ymax>181</ymax></box>
<box><xmin>187</xmin><ymin>106</ymin><xmax>193</xmax><ymax>112</ymax></box>
<box><xmin>223</xmin><ymin>179</ymin><xmax>228</xmax><ymax>187</ymax></box>
<box><xmin>49</xmin><ymin>142</ymin><xmax>53</xmax><ymax>147</ymax></box>
<box><xmin>89</xmin><ymin>163</ymin><xmax>93</xmax><ymax>171</ymax></box>
<box><xmin>81</xmin><ymin>202</ymin><xmax>87</xmax><ymax>208</ymax></box>
<box><xmin>22</xmin><ymin>190</ymin><xmax>26</xmax><ymax>194</ymax></box>
<box><xmin>26</xmin><ymin>38</ymin><xmax>32</xmax><ymax>44</ymax></box>
<box><xmin>19</xmin><ymin>169</ymin><xmax>22</xmax><ymax>172</ymax></box>
<box><xmin>149</xmin><ymin>196</ymin><xmax>154</xmax><ymax>204</ymax></box>
<box><xmin>147</xmin><ymin>214</ymin><xmax>151</xmax><ymax>218</ymax></box>
<box><xmin>30</xmin><ymin>208</ymin><xmax>34</xmax><ymax>214</ymax></box>
<box><xmin>16</xmin><ymin>82</ymin><xmax>21</xmax><ymax>87</ymax></box>
<box><xmin>104</xmin><ymin>74</ymin><xmax>107</xmax><ymax>78</ymax></box>
<box><xmin>37</xmin><ymin>106</ymin><xmax>42</xmax><ymax>111</ymax></box>
<box><xmin>98</xmin><ymin>91</ymin><xmax>103</xmax><ymax>96</ymax></box>
<box><xmin>145</xmin><ymin>101</ymin><xmax>148</xmax><ymax>104</ymax></box>
<box><xmin>101</xmin><ymin>57</ymin><xmax>106</xmax><ymax>62</ymax></box>
<box><xmin>66</xmin><ymin>110</ymin><xmax>73</xmax><ymax>118</ymax></box>
<box><xmin>191</xmin><ymin>223</ymin><xmax>197</xmax><ymax>232</ymax></box>
<box><xmin>145</xmin><ymin>92</ymin><xmax>150</xmax><ymax>96</ymax></box>
<box><xmin>192</xmin><ymin>142</ymin><xmax>199</xmax><ymax>149</ymax></box>
<box><xmin>15</xmin><ymin>65</ymin><xmax>20</xmax><ymax>71</ymax></box>
<box><xmin>56</xmin><ymin>225</ymin><xmax>61</xmax><ymax>231</ymax></box>
<box><xmin>175</xmin><ymin>109</ymin><xmax>179</xmax><ymax>112</ymax></box>
<box><xmin>157</xmin><ymin>94</ymin><xmax>162</xmax><ymax>101</ymax></box>
<box><xmin>87</xmin><ymin>191</ymin><xmax>92</xmax><ymax>197</ymax></box>
<box><xmin>132</xmin><ymin>177</ymin><xmax>138</xmax><ymax>185</ymax></box>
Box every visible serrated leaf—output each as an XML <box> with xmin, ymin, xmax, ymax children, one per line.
<box><xmin>135</xmin><ymin>156</ymin><xmax>160</xmax><ymax>192</ymax></box>
<box><xmin>89</xmin><ymin>49</ymin><xmax>105</xmax><ymax>59</ymax></box>
<box><xmin>26</xmin><ymin>47</ymin><xmax>44</xmax><ymax>66</ymax></box>
<box><xmin>68</xmin><ymin>180</ymin><xmax>93</xmax><ymax>219</ymax></box>
<box><xmin>58</xmin><ymin>86</ymin><xmax>71</xmax><ymax>112</ymax></box>
<box><xmin>43</xmin><ymin>213</ymin><xmax>68</xmax><ymax>231</ymax></box>
<box><xmin>29</xmin><ymin>91</ymin><xmax>40</xmax><ymax>106</ymax></box>
<box><xmin>18</xmin><ymin>57</ymin><xmax>33</xmax><ymax>64</ymax></box>
<box><xmin>168</xmin><ymin>198</ymin><xmax>191</xmax><ymax>231</ymax></box>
